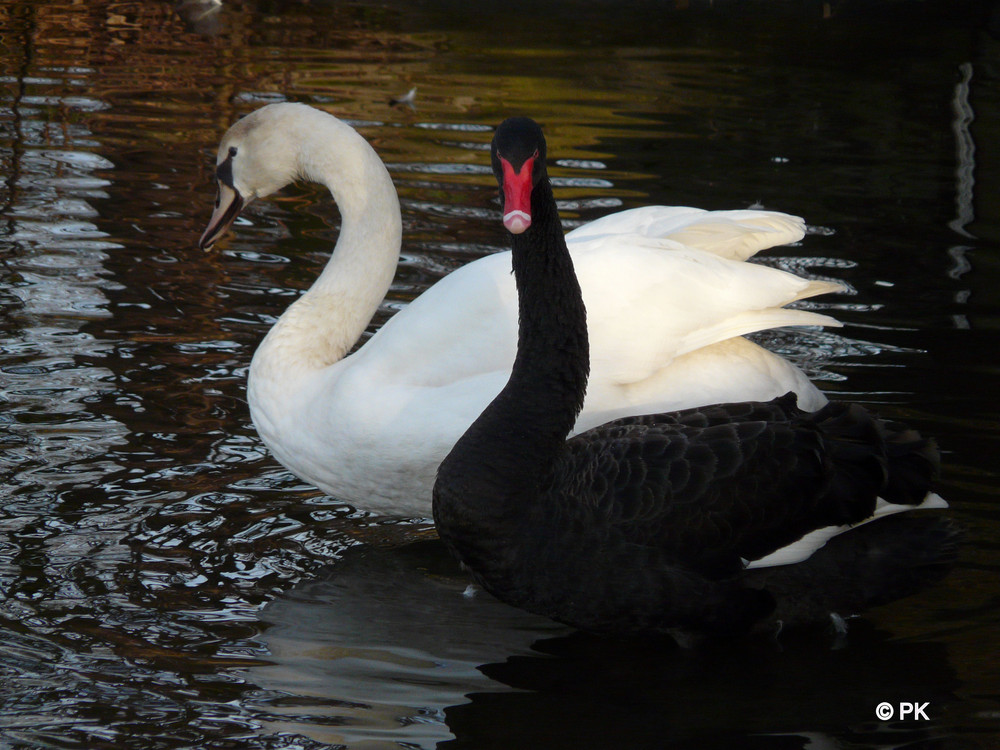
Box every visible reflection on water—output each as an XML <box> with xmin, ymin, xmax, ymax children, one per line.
<box><xmin>249</xmin><ymin>541</ymin><xmax>566</xmax><ymax>748</ymax></box>
<box><xmin>0</xmin><ymin>0</ymin><xmax>999</xmax><ymax>748</ymax></box>
<box><xmin>249</xmin><ymin>542</ymin><xmax>964</xmax><ymax>750</ymax></box>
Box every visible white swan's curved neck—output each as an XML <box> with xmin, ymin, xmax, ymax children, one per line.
<box><xmin>252</xmin><ymin>118</ymin><xmax>402</xmax><ymax>381</ymax></box>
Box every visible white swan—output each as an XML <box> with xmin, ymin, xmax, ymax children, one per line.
<box><xmin>199</xmin><ymin>103</ymin><xmax>843</xmax><ymax>517</ymax></box>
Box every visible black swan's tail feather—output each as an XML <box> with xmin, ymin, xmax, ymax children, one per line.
<box><xmin>881</xmin><ymin>421</ymin><xmax>941</xmax><ymax>506</ymax></box>
<box><xmin>811</xmin><ymin>402</ymin><xmax>891</xmax><ymax>524</ymax></box>
<box><xmin>809</xmin><ymin>401</ymin><xmax>941</xmax><ymax>524</ymax></box>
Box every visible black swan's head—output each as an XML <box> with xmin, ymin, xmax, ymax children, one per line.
<box><xmin>491</xmin><ymin>117</ymin><xmax>548</xmax><ymax>235</ymax></box>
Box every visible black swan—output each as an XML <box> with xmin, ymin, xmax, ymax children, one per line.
<box><xmin>432</xmin><ymin>117</ymin><xmax>958</xmax><ymax>638</ymax></box>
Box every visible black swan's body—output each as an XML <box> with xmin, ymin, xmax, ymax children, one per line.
<box><xmin>432</xmin><ymin>117</ymin><xmax>957</xmax><ymax>638</ymax></box>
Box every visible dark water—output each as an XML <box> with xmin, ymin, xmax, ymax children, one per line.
<box><xmin>1</xmin><ymin>0</ymin><xmax>999</xmax><ymax>747</ymax></box>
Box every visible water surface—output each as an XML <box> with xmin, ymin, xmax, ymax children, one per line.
<box><xmin>1</xmin><ymin>1</ymin><xmax>999</xmax><ymax>748</ymax></box>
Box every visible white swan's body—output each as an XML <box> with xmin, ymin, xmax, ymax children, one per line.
<box><xmin>201</xmin><ymin>103</ymin><xmax>843</xmax><ymax>517</ymax></box>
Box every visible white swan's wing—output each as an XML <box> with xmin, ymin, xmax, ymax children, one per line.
<box><xmin>566</xmin><ymin>206</ymin><xmax>807</xmax><ymax>261</ymax></box>
<box><xmin>353</xmin><ymin>251</ymin><xmax>519</xmax><ymax>387</ymax></box>
<box><xmin>571</xmin><ymin>236</ymin><xmax>842</xmax><ymax>385</ymax></box>
<box><xmin>361</xmin><ymin>232</ymin><xmax>839</xmax><ymax>394</ymax></box>
<box><xmin>572</xmin><ymin>337</ymin><xmax>829</xmax><ymax>433</ymax></box>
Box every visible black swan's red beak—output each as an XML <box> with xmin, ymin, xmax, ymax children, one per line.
<box><xmin>499</xmin><ymin>153</ymin><xmax>536</xmax><ymax>234</ymax></box>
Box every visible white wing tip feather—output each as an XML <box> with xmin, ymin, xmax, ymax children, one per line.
<box><xmin>793</xmin><ymin>279</ymin><xmax>848</xmax><ymax>302</ymax></box>
<box><xmin>746</xmin><ymin>491</ymin><xmax>948</xmax><ymax>570</ymax></box>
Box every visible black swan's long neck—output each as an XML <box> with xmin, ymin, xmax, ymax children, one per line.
<box><xmin>507</xmin><ymin>179</ymin><xmax>590</xmax><ymax>446</ymax></box>
<box><xmin>435</xmin><ymin>178</ymin><xmax>589</xmax><ymax>516</ymax></box>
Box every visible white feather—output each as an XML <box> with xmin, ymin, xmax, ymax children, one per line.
<box><xmin>746</xmin><ymin>493</ymin><xmax>949</xmax><ymax>569</ymax></box>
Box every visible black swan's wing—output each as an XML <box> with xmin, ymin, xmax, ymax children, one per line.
<box><xmin>548</xmin><ymin>395</ymin><xmax>938</xmax><ymax>578</ymax></box>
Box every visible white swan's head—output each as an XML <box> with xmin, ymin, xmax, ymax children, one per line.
<box><xmin>199</xmin><ymin>103</ymin><xmax>338</xmax><ymax>251</ymax></box>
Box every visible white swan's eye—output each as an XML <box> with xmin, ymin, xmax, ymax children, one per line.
<box><xmin>217</xmin><ymin>149</ymin><xmax>236</xmax><ymax>188</ymax></box>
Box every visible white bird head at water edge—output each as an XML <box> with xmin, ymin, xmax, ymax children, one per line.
<box><xmin>198</xmin><ymin>103</ymin><xmax>333</xmax><ymax>251</ymax></box>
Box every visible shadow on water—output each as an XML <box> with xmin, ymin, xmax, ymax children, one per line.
<box><xmin>454</xmin><ymin>631</ymin><xmax>959</xmax><ymax>750</ymax></box>
<box><xmin>248</xmin><ymin>540</ymin><xmax>566</xmax><ymax>747</ymax></box>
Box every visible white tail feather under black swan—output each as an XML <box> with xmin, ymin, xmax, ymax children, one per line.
<box><xmin>432</xmin><ymin>117</ymin><xmax>959</xmax><ymax>639</ymax></box>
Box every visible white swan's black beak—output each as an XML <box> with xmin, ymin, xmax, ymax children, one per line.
<box><xmin>199</xmin><ymin>183</ymin><xmax>245</xmax><ymax>251</ymax></box>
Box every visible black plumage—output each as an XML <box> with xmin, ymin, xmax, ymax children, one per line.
<box><xmin>432</xmin><ymin>117</ymin><xmax>956</xmax><ymax>639</ymax></box>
